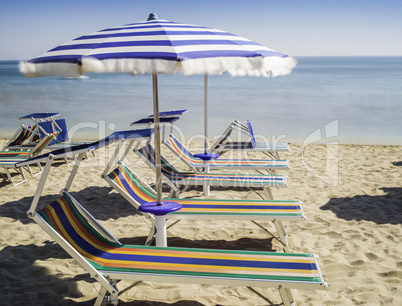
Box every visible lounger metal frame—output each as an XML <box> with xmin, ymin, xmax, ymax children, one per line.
<box><xmin>1</xmin><ymin>131</ymin><xmax>59</xmax><ymax>186</ymax></box>
<box><xmin>165</xmin><ymin>133</ymin><xmax>289</xmax><ymax>173</ymax></box>
<box><xmin>210</xmin><ymin>120</ymin><xmax>289</xmax><ymax>159</ymax></box>
<box><xmin>134</xmin><ymin>141</ymin><xmax>286</xmax><ymax>200</ymax></box>
<box><xmin>21</xmin><ymin>138</ymin><xmax>326</xmax><ymax>306</ymax></box>
<box><xmin>104</xmin><ymin>156</ymin><xmax>304</xmax><ymax>251</ymax></box>
<box><xmin>7</xmin><ymin>113</ymin><xmax>61</xmax><ymax>150</ymax></box>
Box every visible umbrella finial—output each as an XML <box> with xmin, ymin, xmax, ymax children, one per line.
<box><xmin>147</xmin><ymin>13</ymin><xmax>158</xmax><ymax>21</ymax></box>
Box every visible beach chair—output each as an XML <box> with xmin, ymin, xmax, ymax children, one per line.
<box><xmin>21</xmin><ymin>146</ymin><xmax>326</xmax><ymax>305</ymax></box>
<box><xmin>130</xmin><ymin>110</ymin><xmax>188</xmax><ymax>141</ymax></box>
<box><xmin>37</xmin><ymin>118</ymin><xmax>91</xmax><ymax>150</ymax></box>
<box><xmin>165</xmin><ymin>133</ymin><xmax>289</xmax><ymax>172</ymax></box>
<box><xmin>210</xmin><ymin>120</ymin><xmax>289</xmax><ymax>159</ymax></box>
<box><xmin>2</xmin><ymin>124</ymin><xmax>39</xmax><ymax>151</ymax></box>
<box><xmin>0</xmin><ymin>131</ymin><xmax>59</xmax><ymax>186</ymax></box>
<box><xmin>134</xmin><ymin>143</ymin><xmax>287</xmax><ymax>200</ymax></box>
<box><xmin>105</xmin><ymin>161</ymin><xmax>304</xmax><ymax>251</ymax></box>
<box><xmin>6</xmin><ymin>112</ymin><xmax>61</xmax><ymax>151</ymax></box>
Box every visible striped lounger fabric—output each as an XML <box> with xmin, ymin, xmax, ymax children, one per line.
<box><xmin>165</xmin><ymin>134</ymin><xmax>289</xmax><ymax>170</ymax></box>
<box><xmin>37</xmin><ymin>193</ymin><xmax>326</xmax><ymax>306</ymax></box>
<box><xmin>137</xmin><ymin>144</ymin><xmax>287</xmax><ymax>190</ymax></box>
<box><xmin>1</xmin><ymin>132</ymin><xmax>59</xmax><ymax>186</ymax></box>
<box><xmin>108</xmin><ymin>163</ymin><xmax>302</xmax><ymax>220</ymax></box>
<box><xmin>0</xmin><ymin>151</ymin><xmax>30</xmax><ymax>186</ymax></box>
<box><xmin>107</xmin><ymin>163</ymin><xmax>304</xmax><ymax>251</ymax></box>
<box><xmin>0</xmin><ymin>151</ymin><xmax>30</xmax><ymax>166</ymax></box>
<box><xmin>6</xmin><ymin>124</ymin><xmax>38</xmax><ymax>147</ymax></box>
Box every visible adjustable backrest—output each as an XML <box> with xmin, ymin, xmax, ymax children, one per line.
<box><xmin>29</xmin><ymin>131</ymin><xmax>60</xmax><ymax>157</ymax></box>
<box><xmin>137</xmin><ymin>143</ymin><xmax>179</xmax><ymax>176</ymax></box>
<box><xmin>39</xmin><ymin>194</ymin><xmax>120</xmax><ymax>246</ymax></box>
<box><xmin>166</xmin><ymin>134</ymin><xmax>196</xmax><ymax>161</ymax></box>
<box><xmin>107</xmin><ymin>163</ymin><xmax>157</xmax><ymax>207</ymax></box>
<box><xmin>38</xmin><ymin>118</ymin><xmax>69</xmax><ymax>145</ymax></box>
<box><xmin>247</xmin><ymin>120</ymin><xmax>257</xmax><ymax>148</ymax></box>
<box><xmin>54</xmin><ymin>118</ymin><xmax>69</xmax><ymax>143</ymax></box>
<box><xmin>7</xmin><ymin>124</ymin><xmax>37</xmax><ymax>147</ymax></box>
<box><xmin>38</xmin><ymin>121</ymin><xmax>55</xmax><ymax>144</ymax></box>
<box><xmin>210</xmin><ymin>122</ymin><xmax>235</xmax><ymax>151</ymax></box>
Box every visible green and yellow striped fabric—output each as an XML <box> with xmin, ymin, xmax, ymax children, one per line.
<box><xmin>0</xmin><ymin>151</ymin><xmax>30</xmax><ymax>166</ymax></box>
<box><xmin>138</xmin><ymin>144</ymin><xmax>287</xmax><ymax>187</ymax></box>
<box><xmin>31</xmin><ymin>131</ymin><xmax>59</xmax><ymax>156</ymax></box>
<box><xmin>8</xmin><ymin>125</ymin><xmax>38</xmax><ymax>146</ymax></box>
<box><xmin>108</xmin><ymin>163</ymin><xmax>303</xmax><ymax>218</ymax></box>
<box><xmin>38</xmin><ymin>194</ymin><xmax>322</xmax><ymax>283</ymax></box>
<box><xmin>166</xmin><ymin>134</ymin><xmax>289</xmax><ymax>169</ymax></box>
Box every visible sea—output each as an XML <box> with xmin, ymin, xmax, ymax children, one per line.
<box><xmin>0</xmin><ymin>57</ymin><xmax>401</xmax><ymax>145</ymax></box>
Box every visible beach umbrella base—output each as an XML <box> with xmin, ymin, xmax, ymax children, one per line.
<box><xmin>194</xmin><ymin>153</ymin><xmax>219</xmax><ymax>196</ymax></box>
<box><xmin>139</xmin><ymin>201</ymin><xmax>182</xmax><ymax>247</ymax></box>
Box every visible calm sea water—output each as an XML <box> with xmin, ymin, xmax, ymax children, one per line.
<box><xmin>0</xmin><ymin>57</ymin><xmax>401</xmax><ymax>145</ymax></box>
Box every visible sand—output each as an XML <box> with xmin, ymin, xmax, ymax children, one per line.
<box><xmin>0</xmin><ymin>138</ymin><xmax>401</xmax><ymax>305</ymax></box>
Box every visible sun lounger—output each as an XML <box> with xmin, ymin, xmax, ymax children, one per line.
<box><xmin>6</xmin><ymin>112</ymin><xmax>61</xmax><ymax>151</ymax></box>
<box><xmin>31</xmin><ymin>192</ymin><xmax>325</xmax><ymax>306</ymax></box>
<box><xmin>36</xmin><ymin>118</ymin><xmax>94</xmax><ymax>157</ymax></box>
<box><xmin>134</xmin><ymin>143</ymin><xmax>287</xmax><ymax>199</ymax></box>
<box><xmin>0</xmin><ymin>131</ymin><xmax>59</xmax><ymax>186</ymax></box>
<box><xmin>2</xmin><ymin>124</ymin><xmax>39</xmax><ymax>151</ymax></box>
<box><xmin>15</xmin><ymin>129</ymin><xmax>155</xmax><ymax>169</ymax></box>
<box><xmin>210</xmin><ymin>120</ymin><xmax>289</xmax><ymax>159</ymax></box>
<box><xmin>148</xmin><ymin>109</ymin><xmax>188</xmax><ymax>118</ymax></box>
<box><xmin>105</xmin><ymin>161</ymin><xmax>304</xmax><ymax>251</ymax></box>
<box><xmin>165</xmin><ymin>133</ymin><xmax>289</xmax><ymax>172</ymax></box>
<box><xmin>131</xmin><ymin>110</ymin><xmax>188</xmax><ymax>141</ymax></box>
<box><xmin>10</xmin><ymin>118</ymin><xmax>89</xmax><ymax>150</ymax></box>
<box><xmin>19</xmin><ymin>129</ymin><xmax>326</xmax><ymax>306</ymax></box>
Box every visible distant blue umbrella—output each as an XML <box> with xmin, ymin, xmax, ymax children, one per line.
<box><xmin>20</xmin><ymin>13</ymin><xmax>296</xmax><ymax>204</ymax></box>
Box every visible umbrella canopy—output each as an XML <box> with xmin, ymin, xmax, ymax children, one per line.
<box><xmin>20</xmin><ymin>13</ymin><xmax>296</xmax><ymax>78</ymax></box>
<box><xmin>20</xmin><ymin>13</ymin><xmax>296</xmax><ymax>205</ymax></box>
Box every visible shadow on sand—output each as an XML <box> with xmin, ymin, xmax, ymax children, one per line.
<box><xmin>0</xmin><ymin>184</ymin><xmax>277</xmax><ymax>305</ymax></box>
<box><xmin>320</xmin><ymin>187</ymin><xmax>402</xmax><ymax>225</ymax></box>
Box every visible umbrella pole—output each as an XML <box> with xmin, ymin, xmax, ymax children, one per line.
<box><xmin>140</xmin><ymin>72</ymin><xmax>182</xmax><ymax>247</ymax></box>
<box><xmin>152</xmin><ymin>73</ymin><xmax>163</xmax><ymax>205</ymax></box>
<box><xmin>203</xmin><ymin>74</ymin><xmax>210</xmax><ymax>195</ymax></box>
<box><xmin>204</xmin><ymin>74</ymin><xmax>208</xmax><ymax>154</ymax></box>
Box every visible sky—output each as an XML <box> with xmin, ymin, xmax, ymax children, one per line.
<box><xmin>0</xmin><ymin>0</ymin><xmax>401</xmax><ymax>60</ymax></box>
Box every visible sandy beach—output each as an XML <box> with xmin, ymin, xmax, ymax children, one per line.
<box><xmin>0</xmin><ymin>138</ymin><xmax>401</xmax><ymax>305</ymax></box>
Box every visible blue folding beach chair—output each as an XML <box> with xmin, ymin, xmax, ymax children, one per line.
<box><xmin>131</xmin><ymin>110</ymin><xmax>188</xmax><ymax>141</ymax></box>
<box><xmin>37</xmin><ymin>118</ymin><xmax>90</xmax><ymax>150</ymax></box>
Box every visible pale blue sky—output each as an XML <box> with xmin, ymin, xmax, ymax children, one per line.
<box><xmin>1</xmin><ymin>0</ymin><xmax>401</xmax><ymax>60</ymax></box>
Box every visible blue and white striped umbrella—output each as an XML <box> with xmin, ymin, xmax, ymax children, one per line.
<box><xmin>20</xmin><ymin>14</ymin><xmax>296</xmax><ymax>78</ymax></box>
<box><xmin>20</xmin><ymin>13</ymin><xmax>296</xmax><ymax>209</ymax></box>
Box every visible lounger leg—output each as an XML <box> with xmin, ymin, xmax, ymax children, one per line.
<box><xmin>273</xmin><ymin>220</ymin><xmax>289</xmax><ymax>252</ymax></box>
<box><xmin>25</xmin><ymin>162</ymin><xmax>43</xmax><ymax>177</ymax></box>
<box><xmin>94</xmin><ymin>286</ymin><xmax>109</xmax><ymax>306</ymax></box>
<box><xmin>17</xmin><ymin>168</ymin><xmax>27</xmax><ymax>186</ymax></box>
<box><xmin>169</xmin><ymin>186</ymin><xmax>182</xmax><ymax>198</ymax></box>
<box><xmin>94</xmin><ymin>283</ymin><xmax>119</xmax><ymax>306</ymax></box>
<box><xmin>263</xmin><ymin>187</ymin><xmax>274</xmax><ymax>200</ymax></box>
<box><xmin>5</xmin><ymin>168</ymin><xmax>27</xmax><ymax>186</ymax></box>
<box><xmin>278</xmin><ymin>286</ymin><xmax>295</xmax><ymax>306</ymax></box>
<box><xmin>4</xmin><ymin>168</ymin><xmax>13</xmax><ymax>185</ymax></box>
<box><xmin>145</xmin><ymin>225</ymin><xmax>156</xmax><ymax>246</ymax></box>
